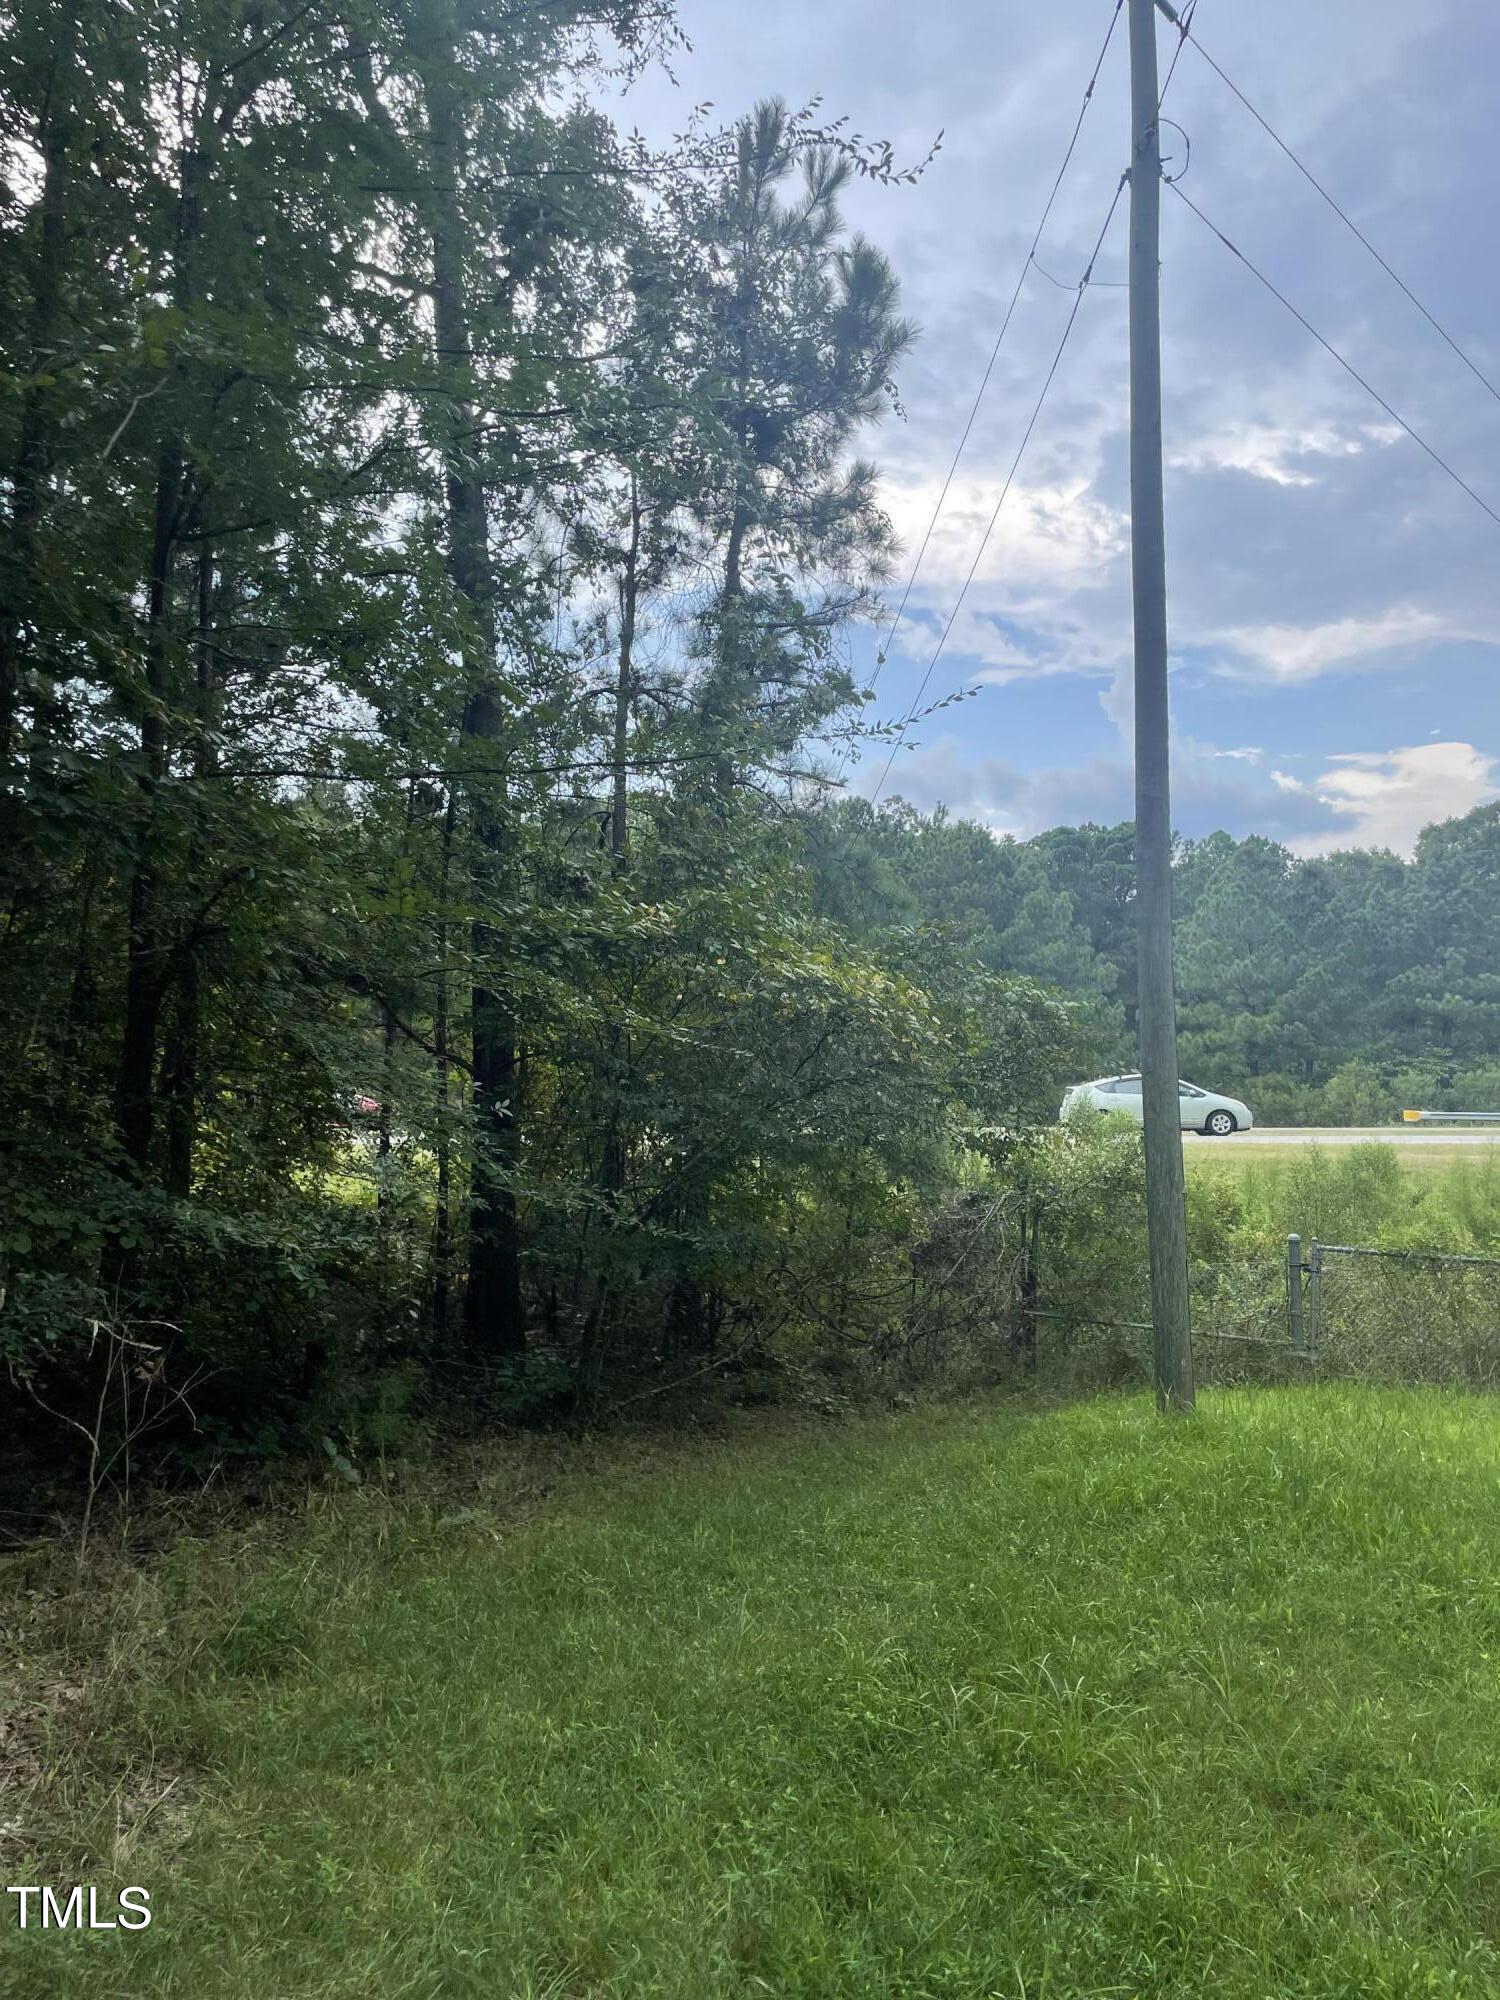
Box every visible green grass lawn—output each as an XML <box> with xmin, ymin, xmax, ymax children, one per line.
<box><xmin>12</xmin><ymin>1389</ymin><xmax>1500</xmax><ymax>1999</ymax></box>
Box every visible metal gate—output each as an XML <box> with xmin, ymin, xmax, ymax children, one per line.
<box><xmin>1287</xmin><ymin>1234</ymin><xmax>1500</xmax><ymax>1386</ymax></box>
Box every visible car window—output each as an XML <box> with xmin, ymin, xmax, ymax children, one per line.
<box><xmin>1179</xmin><ymin>1082</ymin><xmax>1206</xmax><ymax>1098</ymax></box>
<box><xmin>1115</xmin><ymin>1077</ymin><xmax>1142</xmax><ymax>1095</ymax></box>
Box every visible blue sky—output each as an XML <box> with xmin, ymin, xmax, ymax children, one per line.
<box><xmin>619</xmin><ymin>0</ymin><xmax>1500</xmax><ymax>853</ymax></box>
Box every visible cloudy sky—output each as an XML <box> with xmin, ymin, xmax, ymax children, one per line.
<box><xmin>619</xmin><ymin>0</ymin><xmax>1500</xmax><ymax>853</ymax></box>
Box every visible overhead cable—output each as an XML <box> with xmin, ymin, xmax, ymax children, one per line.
<box><xmin>853</xmin><ymin>2</ymin><xmax>1199</xmax><ymax>803</ymax></box>
<box><xmin>862</xmin><ymin>0</ymin><xmax>1126</xmax><ymax>694</ymax></box>
<box><xmin>1170</xmin><ymin>180</ymin><xmax>1500</xmax><ymax>533</ymax></box>
<box><xmin>868</xmin><ymin>174</ymin><xmax>1131</xmax><ymax>806</ymax></box>
<box><xmin>1166</xmin><ymin>5</ymin><xmax>1500</xmax><ymax>408</ymax></box>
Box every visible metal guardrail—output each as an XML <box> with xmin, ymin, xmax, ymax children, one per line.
<box><xmin>1402</xmin><ymin>1109</ymin><xmax>1500</xmax><ymax>1124</ymax></box>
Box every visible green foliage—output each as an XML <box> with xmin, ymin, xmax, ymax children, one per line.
<box><xmin>490</xmin><ymin>1352</ymin><xmax>575</xmax><ymax>1423</ymax></box>
<box><xmin>1191</xmin><ymin>1145</ymin><xmax>1500</xmax><ymax>1258</ymax></box>
<box><xmin>5</xmin><ymin>0</ymin><xmax>1050</xmax><ymax>1469</ymax></box>
<box><xmin>3</xmin><ymin>0</ymin><xmax>1495</xmax><ymax>1489</ymax></box>
<box><xmin>1171</xmin><ymin>809</ymin><xmax>1500</xmax><ymax>1119</ymax></box>
<box><xmin>840</xmin><ymin>799</ymin><xmax>1500</xmax><ymax>1128</ymax></box>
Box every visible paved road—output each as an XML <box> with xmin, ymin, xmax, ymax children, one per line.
<box><xmin>1183</xmin><ymin>1125</ymin><xmax>1500</xmax><ymax>1148</ymax></box>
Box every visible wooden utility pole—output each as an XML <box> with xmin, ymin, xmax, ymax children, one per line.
<box><xmin>1127</xmin><ymin>0</ymin><xmax>1194</xmax><ymax>1411</ymax></box>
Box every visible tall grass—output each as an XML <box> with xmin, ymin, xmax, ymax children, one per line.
<box><xmin>8</xmin><ymin>1390</ymin><xmax>1500</xmax><ymax>1998</ymax></box>
<box><xmin>1188</xmin><ymin>1144</ymin><xmax>1500</xmax><ymax>1258</ymax></box>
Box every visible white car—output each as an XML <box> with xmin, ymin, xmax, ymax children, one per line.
<box><xmin>1061</xmin><ymin>1074</ymin><xmax>1253</xmax><ymax>1136</ymax></box>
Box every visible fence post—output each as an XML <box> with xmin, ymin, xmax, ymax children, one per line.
<box><xmin>1020</xmin><ymin>1204</ymin><xmax>1039</xmax><ymax>1376</ymax></box>
<box><xmin>1307</xmin><ymin>1240</ymin><xmax>1322</xmax><ymax>1365</ymax></box>
<box><xmin>1287</xmin><ymin>1234</ymin><xmax>1304</xmax><ymax>1353</ymax></box>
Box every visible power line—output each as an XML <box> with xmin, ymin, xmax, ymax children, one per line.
<box><xmin>1032</xmin><ymin>255</ymin><xmax>1125</xmax><ymax>291</ymax></box>
<box><xmin>851</xmin><ymin>5</ymin><xmax>1199</xmax><ymax>805</ymax></box>
<box><xmin>868</xmin><ymin>174</ymin><xmax>1130</xmax><ymax>806</ymax></box>
<box><xmin>1169</xmin><ymin>181</ymin><xmax>1500</xmax><ymax>533</ymax></box>
<box><xmin>1157</xmin><ymin>0</ymin><xmax>1198</xmax><ymax>100</ymax></box>
<box><xmin>1165</xmin><ymin>5</ymin><xmax>1500</xmax><ymax>410</ymax></box>
<box><xmin>856</xmin><ymin>1</ymin><xmax>1125</xmax><ymax>703</ymax></box>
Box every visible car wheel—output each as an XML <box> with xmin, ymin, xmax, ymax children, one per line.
<box><xmin>1204</xmin><ymin>1109</ymin><xmax>1237</xmax><ymax>1136</ymax></box>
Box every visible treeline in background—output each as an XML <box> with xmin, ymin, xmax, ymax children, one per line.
<box><xmin>826</xmin><ymin>798</ymin><xmax>1500</xmax><ymax>1127</ymax></box>
<box><xmin>3</xmin><ymin>0</ymin><xmax>1498</xmax><ymax>1484</ymax></box>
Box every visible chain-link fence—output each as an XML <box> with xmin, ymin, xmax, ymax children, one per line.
<box><xmin>825</xmin><ymin>1185</ymin><xmax>1500</xmax><ymax>1397</ymax></box>
<box><xmin>1009</xmin><ymin>1255</ymin><xmax>1299</xmax><ymax>1390</ymax></box>
<box><xmin>864</xmin><ymin>1194</ymin><xmax>1292</xmax><ymax>1392</ymax></box>
<box><xmin>1021</xmin><ymin>1234</ymin><xmax>1500</xmax><ymax>1392</ymax></box>
<box><xmin>1294</xmin><ymin>1239</ymin><xmax>1500</xmax><ymax>1387</ymax></box>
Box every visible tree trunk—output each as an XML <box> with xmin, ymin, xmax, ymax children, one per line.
<box><xmin>703</xmin><ymin>299</ymin><xmax>754</xmax><ymax>803</ymax></box>
<box><xmin>106</xmin><ymin>107</ymin><xmax>211</xmax><ymax>1300</ymax></box>
<box><xmin>376</xmin><ymin>1001</ymin><xmax>397</xmax><ymax>1231</ymax></box>
<box><xmin>570</xmin><ymin>479</ymin><xmax>643</xmax><ymax>1407</ymax></box>
<box><xmin>571</xmin><ymin>1282</ymin><xmax>611</xmax><ymax>1428</ymax></box>
<box><xmin>425</xmin><ymin>52</ymin><xmax>524</xmax><ymax>1355</ymax></box>
<box><xmin>163</xmin><ymin>555</ymin><xmax>218</xmax><ymax>1200</ymax></box>
<box><xmin>113</xmin><ymin>450</ymin><xmax>182</xmax><ymax>1189</ymax></box>
<box><xmin>162</xmin><ymin>960</ymin><xmax>199</xmax><ymax>1201</ymax></box>
<box><xmin>1</xmin><ymin>27</ymin><xmax>75</xmax><ymax>766</ymax></box>
<box><xmin>600</xmin><ymin>480</ymin><xmax>640</xmax><ymax>1200</ymax></box>
<box><xmin>431</xmin><ymin>791</ymin><xmax>456</xmax><ymax>1343</ymax></box>
<box><xmin>1014</xmin><ymin>1204</ymin><xmax>1040</xmax><ymax>1376</ymax></box>
<box><xmin>705</xmin><ymin>495</ymin><xmax>751</xmax><ymax>803</ymax></box>
<box><xmin>610</xmin><ymin>475</ymin><xmax>640</xmax><ymax>867</ymax></box>
<box><xmin>101</xmin><ymin>114</ymin><xmax>232</xmax><ymax>1323</ymax></box>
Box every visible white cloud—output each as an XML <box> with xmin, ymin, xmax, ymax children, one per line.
<box><xmin>1291</xmin><ymin>742</ymin><xmax>1500</xmax><ymax>854</ymax></box>
<box><xmin>882</xmin><ymin>472</ymin><xmax>1127</xmax><ymax>610</ymax></box>
<box><xmin>1169</xmin><ymin>420</ymin><xmax>1399</xmax><ymax>489</ymax></box>
<box><xmin>870</xmin><ymin>466</ymin><xmax>1134</xmax><ymax>689</ymax></box>
<box><xmin>1214</xmin><ymin>605</ymin><xmax>1484</xmax><ymax>683</ymax></box>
